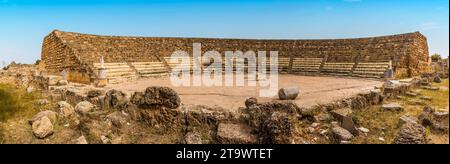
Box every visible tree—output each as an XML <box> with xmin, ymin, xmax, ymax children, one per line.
<box><xmin>431</xmin><ymin>54</ymin><xmax>442</xmax><ymax>62</ymax></box>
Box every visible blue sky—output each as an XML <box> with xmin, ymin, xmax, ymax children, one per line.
<box><xmin>0</xmin><ymin>0</ymin><xmax>448</xmax><ymax>65</ymax></box>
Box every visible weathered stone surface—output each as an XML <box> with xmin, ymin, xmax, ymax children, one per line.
<box><xmin>42</xmin><ymin>30</ymin><xmax>429</xmax><ymax>84</ymax></box>
<box><xmin>87</xmin><ymin>89</ymin><xmax>105</xmax><ymax>98</ymax></box>
<box><xmin>433</xmin><ymin>75</ymin><xmax>442</xmax><ymax>83</ymax></box>
<box><xmin>331</xmin><ymin>126</ymin><xmax>354</xmax><ymax>143</ymax></box>
<box><xmin>75</xmin><ymin>136</ymin><xmax>88</xmax><ymax>144</ymax></box>
<box><xmin>133</xmin><ymin>87</ymin><xmax>181</xmax><ymax>109</ymax></box>
<box><xmin>57</xmin><ymin>101</ymin><xmax>76</xmax><ymax>117</ymax></box>
<box><xmin>260</xmin><ymin>112</ymin><xmax>296</xmax><ymax>144</ymax></box>
<box><xmin>184</xmin><ymin>131</ymin><xmax>203</xmax><ymax>144</ymax></box>
<box><xmin>399</xmin><ymin>115</ymin><xmax>419</xmax><ymax>127</ymax></box>
<box><xmin>105</xmin><ymin>89</ymin><xmax>128</xmax><ymax>109</ymax></box>
<box><xmin>419</xmin><ymin>96</ymin><xmax>432</xmax><ymax>101</ymax></box>
<box><xmin>407</xmin><ymin>99</ymin><xmax>425</xmax><ymax>105</ymax></box>
<box><xmin>35</xmin><ymin>99</ymin><xmax>49</xmax><ymax>105</ymax></box>
<box><xmin>342</xmin><ymin>116</ymin><xmax>358</xmax><ymax>135</ymax></box>
<box><xmin>330</xmin><ymin>108</ymin><xmax>353</xmax><ymax>122</ymax></box>
<box><xmin>57</xmin><ymin>80</ymin><xmax>68</xmax><ymax>86</ymax></box>
<box><xmin>278</xmin><ymin>87</ymin><xmax>299</xmax><ymax>100</ymax></box>
<box><xmin>419</xmin><ymin>106</ymin><xmax>449</xmax><ymax>132</ymax></box>
<box><xmin>393</xmin><ymin>122</ymin><xmax>427</xmax><ymax>144</ymax></box>
<box><xmin>405</xmin><ymin>92</ymin><xmax>418</xmax><ymax>97</ymax></box>
<box><xmin>245</xmin><ymin>97</ymin><xmax>258</xmax><ymax>108</ymax></box>
<box><xmin>32</xmin><ymin>116</ymin><xmax>54</xmax><ymax>139</ymax></box>
<box><xmin>29</xmin><ymin>110</ymin><xmax>58</xmax><ymax>125</ymax></box>
<box><xmin>382</xmin><ymin>103</ymin><xmax>404</xmax><ymax>112</ymax></box>
<box><xmin>358</xmin><ymin>127</ymin><xmax>370</xmax><ymax>133</ymax></box>
<box><xmin>106</xmin><ymin>111</ymin><xmax>129</xmax><ymax>128</ymax></box>
<box><xmin>217</xmin><ymin>123</ymin><xmax>258</xmax><ymax>144</ymax></box>
<box><xmin>75</xmin><ymin>101</ymin><xmax>95</xmax><ymax>114</ymax></box>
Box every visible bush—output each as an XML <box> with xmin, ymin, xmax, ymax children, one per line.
<box><xmin>431</xmin><ymin>54</ymin><xmax>442</xmax><ymax>62</ymax></box>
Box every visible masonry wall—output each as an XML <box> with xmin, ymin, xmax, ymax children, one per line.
<box><xmin>42</xmin><ymin>30</ymin><xmax>430</xmax><ymax>79</ymax></box>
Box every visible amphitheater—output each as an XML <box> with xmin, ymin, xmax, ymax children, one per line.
<box><xmin>40</xmin><ymin>30</ymin><xmax>431</xmax><ymax>110</ymax></box>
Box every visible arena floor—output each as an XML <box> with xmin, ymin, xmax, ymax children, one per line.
<box><xmin>107</xmin><ymin>74</ymin><xmax>384</xmax><ymax>111</ymax></box>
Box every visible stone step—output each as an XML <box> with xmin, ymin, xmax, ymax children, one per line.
<box><xmin>141</xmin><ymin>73</ymin><xmax>169</xmax><ymax>77</ymax></box>
<box><xmin>93</xmin><ymin>65</ymin><xmax>131</xmax><ymax>69</ymax></box>
<box><xmin>352</xmin><ymin>71</ymin><xmax>385</xmax><ymax>75</ymax></box>
<box><xmin>354</xmin><ymin>68</ymin><xmax>387</xmax><ymax>72</ymax></box>
<box><xmin>93</xmin><ymin>63</ymin><xmax>129</xmax><ymax>67</ymax></box>
<box><xmin>105</xmin><ymin>72</ymin><xmax>137</xmax><ymax>78</ymax></box>
<box><xmin>139</xmin><ymin>69</ymin><xmax>169</xmax><ymax>74</ymax></box>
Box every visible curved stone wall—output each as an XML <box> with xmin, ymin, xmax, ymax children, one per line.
<box><xmin>41</xmin><ymin>30</ymin><xmax>430</xmax><ymax>80</ymax></box>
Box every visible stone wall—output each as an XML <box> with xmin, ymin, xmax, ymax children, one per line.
<box><xmin>41</xmin><ymin>30</ymin><xmax>430</xmax><ymax>81</ymax></box>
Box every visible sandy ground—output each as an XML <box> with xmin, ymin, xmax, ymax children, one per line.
<box><xmin>107</xmin><ymin>74</ymin><xmax>384</xmax><ymax>111</ymax></box>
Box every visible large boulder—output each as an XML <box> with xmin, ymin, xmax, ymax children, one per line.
<box><xmin>28</xmin><ymin>110</ymin><xmax>58</xmax><ymax>125</ymax></box>
<box><xmin>32</xmin><ymin>116</ymin><xmax>54</xmax><ymax>139</ymax></box>
<box><xmin>278</xmin><ymin>87</ymin><xmax>300</xmax><ymax>100</ymax></box>
<box><xmin>133</xmin><ymin>87</ymin><xmax>181</xmax><ymax>109</ymax></box>
<box><xmin>393</xmin><ymin>122</ymin><xmax>427</xmax><ymax>144</ymax></box>
<box><xmin>75</xmin><ymin>101</ymin><xmax>95</xmax><ymax>114</ymax></box>
<box><xmin>217</xmin><ymin>123</ymin><xmax>258</xmax><ymax>144</ymax></box>
<box><xmin>105</xmin><ymin>89</ymin><xmax>128</xmax><ymax>109</ymax></box>
<box><xmin>57</xmin><ymin>101</ymin><xmax>76</xmax><ymax>118</ymax></box>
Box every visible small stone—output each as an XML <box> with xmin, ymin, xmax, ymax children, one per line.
<box><xmin>399</xmin><ymin>115</ymin><xmax>419</xmax><ymax>126</ymax></box>
<box><xmin>382</xmin><ymin>103</ymin><xmax>404</xmax><ymax>112</ymax></box>
<box><xmin>358</xmin><ymin>127</ymin><xmax>370</xmax><ymax>133</ymax></box>
<box><xmin>75</xmin><ymin>136</ymin><xmax>88</xmax><ymax>144</ymax></box>
<box><xmin>378</xmin><ymin>137</ymin><xmax>385</xmax><ymax>142</ymax></box>
<box><xmin>26</xmin><ymin>86</ymin><xmax>34</xmax><ymax>93</ymax></box>
<box><xmin>419</xmin><ymin>96</ymin><xmax>432</xmax><ymax>101</ymax></box>
<box><xmin>433</xmin><ymin>76</ymin><xmax>442</xmax><ymax>83</ymax></box>
<box><xmin>35</xmin><ymin>99</ymin><xmax>49</xmax><ymax>105</ymax></box>
<box><xmin>29</xmin><ymin>110</ymin><xmax>58</xmax><ymax>125</ymax></box>
<box><xmin>57</xmin><ymin>101</ymin><xmax>75</xmax><ymax>118</ymax></box>
<box><xmin>393</xmin><ymin>122</ymin><xmax>427</xmax><ymax>144</ymax></box>
<box><xmin>396</xmin><ymin>96</ymin><xmax>405</xmax><ymax>99</ymax></box>
<box><xmin>184</xmin><ymin>131</ymin><xmax>203</xmax><ymax>144</ymax></box>
<box><xmin>330</xmin><ymin>108</ymin><xmax>353</xmax><ymax>122</ymax></box>
<box><xmin>405</xmin><ymin>92</ymin><xmax>418</xmax><ymax>97</ymax></box>
<box><xmin>75</xmin><ymin>101</ymin><xmax>95</xmax><ymax>114</ymax></box>
<box><xmin>87</xmin><ymin>89</ymin><xmax>105</xmax><ymax>98</ymax></box>
<box><xmin>101</xmin><ymin>136</ymin><xmax>111</xmax><ymax>144</ymax></box>
<box><xmin>245</xmin><ymin>97</ymin><xmax>258</xmax><ymax>108</ymax></box>
<box><xmin>278</xmin><ymin>87</ymin><xmax>300</xmax><ymax>100</ymax></box>
<box><xmin>311</xmin><ymin>123</ymin><xmax>320</xmax><ymax>128</ymax></box>
<box><xmin>331</xmin><ymin>126</ymin><xmax>354</xmax><ymax>143</ymax></box>
<box><xmin>57</xmin><ymin>80</ymin><xmax>68</xmax><ymax>86</ymax></box>
<box><xmin>342</xmin><ymin>116</ymin><xmax>358</xmax><ymax>135</ymax></box>
<box><xmin>407</xmin><ymin>99</ymin><xmax>425</xmax><ymax>105</ymax></box>
<box><xmin>32</xmin><ymin>116</ymin><xmax>54</xmax><ymax>139</ymax></box>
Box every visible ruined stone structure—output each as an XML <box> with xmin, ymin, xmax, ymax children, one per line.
<box><xmin>41</xmin><ymin>30</ymin><xmax>430</xmax><ymax>84</ymax></box>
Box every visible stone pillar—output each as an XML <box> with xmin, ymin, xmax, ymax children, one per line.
<box><xmin>96</xmin><ymin>56</ymin><xmax>108</xmax><ymax>87</ymax></box>
<box><xmin>384</xmin><ymin>60</ymin><xmax>394</xmax><ymax>79</ymax></box>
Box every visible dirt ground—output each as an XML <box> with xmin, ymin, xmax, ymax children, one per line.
<box><xmin>107</xmin><ymin>74</ymin><xmax>384</xmax><ymax>111</ymax></box>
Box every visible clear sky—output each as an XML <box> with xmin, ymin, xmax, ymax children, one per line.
<box><xmin>0</xmin><ymin>0</ymin><xmax>448</xmax><ymax>65</ymax></box>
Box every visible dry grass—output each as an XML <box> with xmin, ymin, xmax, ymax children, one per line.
<box><xmin>352</xmin><ymin>79</ymin><xmax>449</xmax><ymax>144</ymax></box>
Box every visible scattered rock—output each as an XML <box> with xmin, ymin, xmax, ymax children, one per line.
<box><xmin>101</xmin><ymin>136</ymin><xmax>111</xmax><ymax>144</ymax></box>
<box><xmin>133</xmin><ymin>87</ymin><xmax>181</xmax><ymax>109</ymax></box>
<box><xmin>75</xmin><ymin>136</ymin><xmax>88</xmax><ymax>144</ymax></box>
<box><xmin>106</xmin><ymin>111</ymin><xmax>129</xmax><ymax>127</ymax></box>
<box><xmin>26</xmin><ymin>86</ymin><xmax>34</xmax><ymax>93</ymax></box>
<box><xmin>331</xmin><ymin>125</ymin><xmax>354</xmax><ymax>143</ymax></box>
<box><xmin>405</xmin><ymin>92</ymin><xmax>418</xmax><ymax>97</ymax></box>
<box><xmin>358</xmin><ymin>127</ymin><xmax>370</xmax><ymax>133</ymax></box>
<box><xmin>399</xmin><ymin>115</ymin><xmax>419</xmax><ymax>127</ymax></box>
<box><xmin>407</xmin><ymin>99</ymin><xmax>425</xmax><ymax>106</ymax></box>
<box><xmin>382</xmin><ymin>103</ymin><xmax>404</xmax><ymax>112</ymax></box>
<box><xmin>57</xmin><ymin>101</ymin><xmax>76</xmax><ymax>117</ymax></box>
<box><xmin>57</xmin><ymin>80</ymin><xmax>68</xmax><ymax>86</ymax></box>
<box><xmin>419</xmin><ymin>96</ymin><xmax>432</xmax><ymax>101</ymax></box>
<box><xmin>419</xmin><ymin>106</ymin><xmax>449</xmax><ymax>132</ymax></box>
<box><xmin>184</xmin><ymin>131</ymin><xmax>203</xmax><ymax>144</ymax></box>
<box><xmin>87</xmin><ymin>89</ymin><xmax>105</xmax><ymax>98</ymax></box>
<box><xmin>396</xmin><ymin>96</ymin><xmax>405</xmax><ymax>99</ymax></box>
<box><xmin>28</xmin><ymin>110</ymin><xmax>58</xmax><ymax>125</ymax></box>
<box><xmin>75</xmin><ymin>101</ymin><xmax>95</xmax><ymax>114</ymax></box>
<box><xmin>330</xmin><ymin>108</ymin><xmax>353</xmax><ymax>122</ymax></box>
<box><xmin>245</xmin><ymin>97</ymin><xmax>258</xmax><ymax>108</ymax></box>
<box><xmin>342</xmin><ymin>116</ymin><xmax>358</xmax><ymax>135</ymax></box>
<box><xmin>35</xmin><ymin>99</ymin><xmax>49</xmax><ymax>105</ymax></box>
<box><xmin>278</xmin><ymin>87</ymin><xmax>300</xmax><ymax>100</ymax></box>
<box><xmin>393</xmin><ymin>122</ymin><xmax>427</xmax><ymax>144</ymax></box>
<box><xmin>217</xmin><ymin>123</ymin><xmax>258</xmax><ymax>144</ymax></box>
<box><xmin>433</xmin><ymin>75</ymin><xmax>442</xmax><ymax>83</ymax></box>
<box><xmin>261</xmin><ymin>112</ymin><xmax>296</xmax><ymax>144</ymax></box>
<box><xmin>32</xmin><ymin>116</ymin><xmax>54</xmax><ymax>139</ymax></box>
<box><xmin>105</xmin><ymin>89</ymin><xmax>128</xmax><ymax>109</ymax></box>
<box><xmin>311</xmin><ymin>123</ymin><xmax>320</xmax><ymax>128</ymax></box>
<box><xmin>378</xmin><ymin>137</ymin><xmax>385</xmax><ymax>142</ymax></box>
